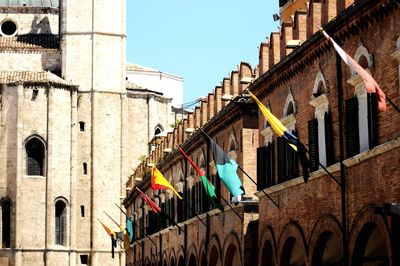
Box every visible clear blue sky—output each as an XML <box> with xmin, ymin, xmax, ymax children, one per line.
<box><xmin>126</xmin><ymin>1</ymin><xmax>279</xmax><ymax>104</ymax></box>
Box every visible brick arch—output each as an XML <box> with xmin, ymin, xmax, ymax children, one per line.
<box><xmin>277</xmin><ymin>221</ymin><xmax>307</xmax><ymax>266</ymax></box>
<box><xmin>176</xmin><ymin>245</ymin><xmax>185</xmax><ymax>266</ymax></box>
<box><xmin>258</xmin><ymin>225</ymin><xmax>277</xmax><ymax>266</ymax></box>
<box><xmin>198</xmin><ymin>241</ymin><xmax>207</xmax><ymax>266</ymax></box>
<box><xmin>222</xmin><ymin>231</ymin><xmax>242</xmax><ymax>266</ymax></box>
<box><xmin>162</xmin><ymin>251</ymin><xmax>169</xmax><ymax>266</ymax></box>
<box><xmin>186</xmin><ymin>243</ymin><xmax>198</xmax><ymax>266</ymax></box>
<box><xmin>207</xmin><ymin>234</ymin><xmax>222</xmax><ymax>266</ymax></box>
<box><xmin>348</xmin><ymin>205</ymin><xmax>392</xmax><ymax>266</ymax></box>
<box><xmin>308</xmin><ymin>214</ymin><xmax>343</xmax><ymax>266</ymax></box>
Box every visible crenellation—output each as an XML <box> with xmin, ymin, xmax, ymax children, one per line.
<box><xmin>230</xmin><ymin>71</ymin><xmax>239</xmax><ymax>97</ymax></box>
<box><xmin>207</xmin><ymin>93</ymin><xmax>215</xmax><ymax>120</ymax></box>
<box><xmin>307</xmin><ymin>0</ymin><xmax>323</xmax><ymax>38</ymax></box>
<box><xmin>281</xmin><ymin>20</ymin><xmax>294</xmax><ymax>58</ymax></box>
<box><xmin>238</xmin><ymin>62</ymin><xmax>253</xmax><ymax>93</ymax></box>
<box><xmin>259</xmin><ymin>42</ymin><xmax>270</xmax><ymax>75</ymax></box>
<box><xmin>269</xmin><ymin>32</ymin><xmax>281</xmax><ymax>68</ymax></box>
<box><xmin>222</xmin><ymin>78</ymin><xmax>231</xmax><ymax>108</ymax></box>
<box><xmin>200</xmin><ymin>99</ymin><xmax>208</xmax><ymax>126</ymax></box>
<box><xmin>214</xmin><ymin>86</ymin><xmax>222</xmax><ymax>114</ymax></box>
<box><xmin>293</xmin><ymin>10</ymin><xmax>308</xmax><ymax>41</ymax></box>
<box><xmin>194</xmin><ymin>106</ymin><xmax>201</xmax><ymax>128</ymax></box>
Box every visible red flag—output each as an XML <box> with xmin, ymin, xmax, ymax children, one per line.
<box><xmin>322</xmin><ymin>29</ymin><xmax>386</xmax><ymax>112</ymax></box>
<box><xmin>136</xmin><ymin>187</ymin><xmax>161</xmax><ymax>213</ymax></box>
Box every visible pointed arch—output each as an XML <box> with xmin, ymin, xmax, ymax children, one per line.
<box><xmin>258</xmin><ymin>226</ymin><xmax>277</xmax><ymax>266</ymax></box>
<box><xmin>277</xmin><ymin>221</ymin><xmax>307</xmax><ymax>266</ymax></box>
<box><xmin>222</xmin><ymin>231</ymin><xmax>242</xmax><ymax>266</ymax></box>
<box><xmin>24</xmin><ymin>134</ymin><xmax>46</xmax><ymax>176</ymax></box>
<box><xmin>208</xmin><ymin>234</ymin><xmax>222</xmax><ymax>266</ymax></box>
<box><xmin>283</xmin><ymin>90</ymin><xmax>296</xmax><ymax>116</ymax></box>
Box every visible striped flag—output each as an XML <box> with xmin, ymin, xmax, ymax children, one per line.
<box><xmin>151</xmin><ymin>166</ymin><xmax>183</xmax><ymax>200</ymax></box>
<box><xmin>136</xmin><ymin>187</ymin><xmax>162</xmax><ymax>213</ymax></box>
<box><xmin>321</xmin><ymin>29</ymin><xmax>386</xmax><ymax>112</ymax></box>
<box><xmin>98</xmin><ymin>219</ymin><xmax>118</xmax><ymax>258</ymax></box>
<box><xmin>248</xmin><ymin>91</ymin><xmax>310</xmax><ymax>182</ymax></box>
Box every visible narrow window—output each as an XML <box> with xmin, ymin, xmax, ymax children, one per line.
<box><xmin>79</xmin><ymin>121</ymin><xmax>85</xmax><ymax>132</ymax></box>
<box><xmin>345</xmin><ymin>97</ymin><xmax>360</xmax><ymax>157</ymax></box>
<box><xmin>367</xmin><ymin>93</ymin><xmax>378</xmax><ymax>148</ymax></box>
<box><xmin>55</xmin><ymin>200</ymin><xmax>67</xmax><ymax>245</ymax></box>
<box><xmin>80</xmin><ymin>205</ymin><xmax>85</xmax><ymax>217</ymax></box>
<box><xmin>83</xmin><ymin>162</ymin><xmax>87</xmax><ymax>175</ymax></box>
<box><xmin>324</xmin><ymin>112</ymin><xmax>335</xmax><ymax>166</ymax></box>
<box><xmin>2</xmin><ymin>199</ymin><xmax>11</xmax><ymax>248</ymax></box>
<box><xmin>31</xmin><ymin>89</ymin><xmax>38</xmax><ymax>101</ymax></box>
<box><xmin>257</xmin><ymin>142</ymin><xmax>275</xmax><ymax>190</ymax></box>
<box><xmin>26</xmin><ymin>137</ymin><xmax>45</xmax><ymax>176</ymax></box>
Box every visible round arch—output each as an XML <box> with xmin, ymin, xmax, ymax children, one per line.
<box><xmin>277</xmin><ymin>222</ymin><xmax>307</xmax><ymax>266</ymax></box>
<box><xmin>208</xmin><ymin>234</ymin><xmax>222</xmax><ymax>266</ymax></box>
<box><xmin>349</xmin><ymin>205</ymin><xmax>392</xmax><ymax>266</ymax></box>
<box><xmin>258</xmin><ymin>226</ymin><xmax>277</xmax><ymax>266</ymax></box>
<box><xmin>308</xmin><ymin>214</ymin><xmax>343</xmax><ymax>266</ymax></box>
<box><xmin>222</xmin><ymin>231</ymin><xmax>242</xmax><ymax>266</ymax></box>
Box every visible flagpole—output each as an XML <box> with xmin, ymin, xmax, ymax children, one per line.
<box><xmin>114</xmin><ymin>204</ymin><xmax>158</xmax><ymax>247</ymax></box>
<box><xmin>179</xmin><ymin>196</ymin><xmax>207</xmax><ymax>227</ymax></box>
<box><xmin>236</xmin><ymin>165</ymin><xmax>279</xmax><ymax>208</ymax></box>
<box><xmin>336</xmin><ymin>49</ymin><xmax>349</xmax><ymax>266</ymax></box>
<box><xmin>220</xmin><ymin>195</ymin><xmax>243</xmax><ymax>221</ymax></box>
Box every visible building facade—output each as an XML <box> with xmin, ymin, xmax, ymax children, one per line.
<box><xmin>124</xmin><ymin>0</ymin><xmax>400</xmax><ymax>265</ymax></box>
<box><xmin>0</xmin><ymin>1</ymin><xmax>182</xmax><ymax>265</ymax></box>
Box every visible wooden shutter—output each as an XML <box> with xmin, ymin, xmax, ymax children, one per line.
<box><xmin>367</xmin><ymin>93</ymin><xmax>378</xmax><ymax>148</ymax></box>
<box><xmin>286</xmin><ymin>135</ymin><xmax>298</xmax><ymax>180</ymax></box>
<box><xmin>277</xmin><ymin>137</ymin><xmax>286</xmax><ymax>183</ymax></box>
<box><xmin>324</xmin><ymin>112</ymin><xmax>335</xmax><ymax>166</ymax></box>
<box><xmin>257</xmin><ymin>146</ymin><xmax>268</xmax><ymax>190</ymax></box>
<box><xmin>345</xmin><ymin>97</ymin><xmax>360</xmax><ymax>157</ymax></box>
<box><xmin>308</xmin><ymin>118</ymin><xmax>319</xmax><ymax>171</ymax></box>
<box><xmin>177</xmin><ymin>194</ymin><xmax>184</xmax><ymax>223</ymax></box>
<box><xmin>266</xmin><ymin>142</ymin><xmax>275</xmax><ymax>187</ymax></box>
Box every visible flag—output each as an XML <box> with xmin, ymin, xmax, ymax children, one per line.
<box><xmin>201</xmin><ymin>130</ymin><xmax>245</xmax><ymax>204</ymax></box>
<box><xmin>248</xmin><ymin>91</ymin><xmax>310</xmax><ymax>182</ymax></box>
<box><xmin>151</xmin><ymin>166</ymin><xmax>183</xmax><ymax>199</ymax></box>
<box><xmin>177</xmin><ymin>145</ymin><xmax>224</xmax><ymax>211</ymax></box>
<box><xmin>98</xmin><ymin>219</ymin><xmax>118</xmax><ymax>258</ymax></box>
<box><xmin>126</xmin><ymin>218</ymin><xmax>134</xmax><ymax>242</ymax></box>
<box><xmin>136</xmin><ymin>187</ymin><xmax>162</xmax><ymax>213</ymax></box>
<box><xmin>321</xmin><ymin>29</ymin><xmax>386</xmax><ymax>112</ymax></box>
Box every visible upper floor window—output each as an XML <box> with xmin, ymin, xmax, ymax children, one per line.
<box><xmin>346</xmin><ymin>46</ymin><xmax>378</xmax><ymax>157</ymax></box>
<box><xmin>309</xmin><ymin>71</ymin><xmax>335</xmax><ymax>171</ymax></box>
<box><xmin>26</xmin><ymin>136</ymin><xmax>45</xmax><ymax>176</ymax></box>
<box><xmin>154</xmin><ymin>124</ymin><xmax>164</xmax><ymax>136</ymax></box>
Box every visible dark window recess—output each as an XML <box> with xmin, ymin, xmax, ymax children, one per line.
<box><xmin>80</xmin><ymin>205</ymin><xmax>85</xmax><ymax>217</ymax></box>
<box><xmin>324</xmin><ymin>112</ymin><xmax>335</xmax><ymax>166</ymax></box>
<box><xmin>279</xmin><ymin>0</ymin><xmax>289</xmax><ymax>7</ymax></box>
<box><xmin>277</xmin><ymin>135</ymin><xmax>298</xmax><ymax>183</ymax></box>
<box><xmin>177</xmin><ymin>193</ymin><xmax>184</xmax><ymax>223</ymax></box>
<box><xmin>308</xmin><ymin>118</ymin><xmax>319</xmax><ymax>172</ymax></box>
<box><xmin>191</xmin><ymin>186</ymin><xmax>195</xmax><ymax>218</ymax></box>
<box><xmin>1</xmin><ymin>20</ymin><xmax>17</xmax><ymax>36</ymax></box>
<box><xmin>80</xmin><ymin>255</ymin><xmax>89</xmax><ymax>265</ymax></box>
<box><xmin>26</xmin><ymin>138</ymin><xmax>45</xmax><ymax>176</ymax></box>
<box><xmin>31</xmin><ymin>89</ymin><xmax>38</xmax><ymax>101</ymax></box>
<box><xmin>367</xmin><ymin>93</ymin><xmax>378</xmax><ymax>148</ymax></box>
<box><xmin>345</xmin><ymin>97</ymin><xmax>360</xmax><ymax>157</ymax></box>
<box><xmin>79</xmin><ymin>121</ymin><xmax>85</xmax><ymax>132</ymax></box>
<box><xmin>83</xmin><ymin>162</ymin><xmax>87</xmax><ymax>175</ymax></box>
<box><xmin>256</xmin><ymin>142</ymin><xmax>275</xmax><ymax>190</ymax></box>
<box><xmin>55</xmin><ymin>201</ymin><xmax>66</xmax><ymax>245</ymax></box>
<box><xmin>2</xmin><ymin>199</ymin><xmax>11</xmax><ymax>248</ymax></box>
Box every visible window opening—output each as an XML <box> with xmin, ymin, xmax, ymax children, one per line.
<box><xmin>26</xmin><ymin>137</ymin><xmax>45</xmax><ymax>176</ymax></box>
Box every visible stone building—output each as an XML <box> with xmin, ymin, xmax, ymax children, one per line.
<box><xmin>123</xmin><ymin>0</ymin><xmax>400</xmax><ymax>265</ymax></box>
<box><xmin>0</xmin><ymin>0</ymin><xmax>182</xmax><ymax>265</ymax></box>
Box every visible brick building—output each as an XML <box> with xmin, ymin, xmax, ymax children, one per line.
<box><xmin>123</xmin><ymin>0</ymin><xmax>400</xmax><ymax>265</ymax></box>
<box><xmin>0</xmin><ymin>1</ymin><xmax>182</xmax><ymax>265</ymax></box>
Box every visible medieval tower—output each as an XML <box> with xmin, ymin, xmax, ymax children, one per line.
<box><xmin>0</xmin><ymin>0</ymin><xmax>134</xmax><ymax>265</ymax></box>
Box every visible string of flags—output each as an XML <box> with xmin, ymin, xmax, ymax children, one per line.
<box><xmin>100</xmin><ymin>28</ymin><xmax>390</xmax><ymax>257</ymax></box>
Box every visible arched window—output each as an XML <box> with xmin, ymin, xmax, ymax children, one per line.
<box><xmin>154</xmin><ymin>124</ymin><xmax>164</xmax><ymax>136</ymax></box>
<box><xmin>55</xmin><ymin>199</ymin><xmax>67</xmax><ymax>245</ymax></box>
<box><xmin>309</xmin><ymin>72</ymin><xmax>334</xmax><ymax>171</ymax></box>
<box><xmin>25</xmin><ymin>137</ymin><xmax>45</xmax><ymax>176</ymax></box>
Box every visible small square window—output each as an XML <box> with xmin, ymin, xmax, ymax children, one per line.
<box><xmin>80</xmin><ymin>254</ymin><xmax>89</xmax><ymax>265</ymax></box>
<box><xmin>79</xmin><ymin>122</ymin><xmax>85</xmax><ymax>132</ymax></box>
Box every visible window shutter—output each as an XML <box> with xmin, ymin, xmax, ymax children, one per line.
<box><xmin>257</xmin><ymin>146</ymin><xmax>267</xmax><ymax>190</ymax></box>
<box><xmin>277</xmin><ymin>137</ymin><xmax>286</xmax><ymax>183</ymax></box>
<box><xmin>286</xmin><ymin>136</ymin><xmax>298</xmax><ymax>180</ymax></box>
<box><xmin>266</xmin><ymin>142</ymin><xmax>275</xmax><ymax>187</ymax></box>
<box><xmin>177</xmin><ymin>194</ymin><xmax>184</xmax><ymax>223</ymax></box>
<box><xmin>345</xmin><ymin>97</ymin><xmax>360</xmax><ymax>157</ymax></box>
<box><xmin>308</xmin><ymin>118</ymin><xmax>319</xmax><ymax>171</ymax></box>
<box><xmin>324</xmin><ymin>112</ymin><xmax>335</xmax><ymax>166</ymax></box>
<box><xmin>367</xmin><ymin>93</ymin><xmax>378</xmax><ymax>148</ymax></box>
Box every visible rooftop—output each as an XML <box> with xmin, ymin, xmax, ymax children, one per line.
<box><xmin>0</xmin><ymin>0</ymin><xmax>59</xmax><ymax>8</ymax></box>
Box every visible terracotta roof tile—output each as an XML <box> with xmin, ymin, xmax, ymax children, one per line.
<box><xmin>0</xmin><ymin>35</ymin><xmax>59</xmax><ymax>50</ymax></box>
